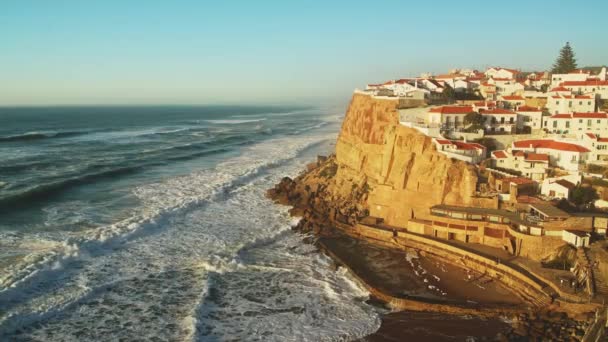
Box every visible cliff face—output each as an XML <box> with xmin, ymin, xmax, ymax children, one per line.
<box><xmin>333</xmin><ymin>93</ymin><xmax>479</xmax><ymax>227</ymax></box>
<box><xmin>268</xmin><ymin>92</ymin><xmax>483</xmax><ymax>231</ymax></box>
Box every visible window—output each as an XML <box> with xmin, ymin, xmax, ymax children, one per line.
<box><xmin>579</xmin><ymin>119</ymin><xmax>583</xmax><ymax>123</ymax></box>
<box><xmin>588</xmin><ymin>120</ymin><xmax>592</xmax><ymax>127</ymax></box>
<box><xmin>566</xmin><ymin>121</ymin><xmax>570</xmax><ymax>128</ymax></box>
<box><xmin>500</xmin><ymin>117</ymin><xmax>505</xmax><ymax>124</ymax></box>
<box><xmin>509</xmin><ymin>117</ymin><xmax>514</xmax><ymax>123</ymax></box>
<box><xmin>571</xmin><ymin>155</ymin><xmax>577</xmax><ymax>162</ymax></box>
<box><xmin>569</xmin><ymin>101</ymin><xmax>572</xmax><ymax>107</ymax></box>
<box><xmin>579</xmin><ymin>101</ymin><xmax>583</xmax><ymax>105</ymax></box>
<box><xmin>556</xmin><ymin>101</ymin><xmax>560</xmax><ymax>105</ymax></box>
<box><xmin>553</xmin><ymin>121</ymin><xmax>557</xmax><ymax>128</ymax></box>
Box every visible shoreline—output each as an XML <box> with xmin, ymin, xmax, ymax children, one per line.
<box><xmin>267</xmin><ymin>154</ymin><xmax>595</xmax><ymax>340</ymax></box>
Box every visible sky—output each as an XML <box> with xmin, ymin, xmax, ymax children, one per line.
<box><xmin>1</xmin><ymin>0</ymin><xmax>607</xmax><ymax>106</ymax></box>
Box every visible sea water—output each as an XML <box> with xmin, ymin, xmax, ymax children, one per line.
<box><xmin>0</xmin><ymin>106</ymin><xmax>381</xmax><ymax>341</ymax></box>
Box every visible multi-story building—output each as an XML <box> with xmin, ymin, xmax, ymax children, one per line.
<box><xmin>544</xmin><ymin>112</ymin><xmax>608</xmax><ymax>134</ymax></box>
<box><xmin>580</xmin><ymin>133</ymin><xmax>608</xmax><ymax>164</ymax></box>
<box><xmin>491</xmin><ymin>149</ymin><xmax>550</xmax><ymax>180</ymax></box>
<box><xmin>479</xmin><ymin>108</ymin><xmax>517</xmax><ymax>133</ymax></box>
<box><xmin>561</xmin><ymin>80</ymin><xmax>608</xmax><ymax>99</ymax></box>
<box><xmin>546</xmin><ymin>94</ymin><xmax>595</xmax><ymax>114</ymax></box>
<box><xmin>515</xmin><ymin>106</ymin><xmax>544</xmax><ymax>132</ymax></box>
<box><xmin>434</xmin><ymin>139</ymin><xmax>486</xmax><ymax>164</ymax></box>
<box><xmin>550</xmin><ymin>70</ymin><xmax>591</xmax><ymax>87</ymax></box>
<box><xmin>512</xmin><ymin>139</ymin><xmax>590</xmax><ymax>171</ymax></box>
<box><xmin>427</xmin><ymin>105</ymin><xmax>473</xmax><ymax>129</ymax></box>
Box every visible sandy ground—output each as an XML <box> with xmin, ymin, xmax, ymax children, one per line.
<box><xmin>359</xmin><ymin>311</ymin><xmax>511</xmax><ymax>342</ymax></box>
<box><xmin>321</xmin><ymin>236</ymin><xmax>522</xmax><ymax>306</ymax></box>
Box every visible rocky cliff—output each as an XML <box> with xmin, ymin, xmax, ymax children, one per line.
<box><xmin>269</xmin><ymin>92</ymin><xmax>485</xmax><ymax>232</ymax></box>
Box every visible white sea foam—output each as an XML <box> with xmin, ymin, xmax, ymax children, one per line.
<box><xmin>205</xmin><ymin>118</ymin><xmax>267</xmax><ymax>124</ymax></box>
<box><xmin>1</xmin><ymin>127</ymin><xmax>377</xmax><ymax>341</ymax></box>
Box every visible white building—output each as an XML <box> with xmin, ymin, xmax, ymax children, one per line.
<box><xmin>550</xmin><ymin>70</ymin><xmax>590</xmax><ymax>87</ymax></box>
<box><xmin>516</xmin><ymin>106</ymin><xmax>544</xmax><ymax>132</ymax></box>
<box><xmin>544</xmin><ymin>112</ymin><xmax>608</xmax><ymax>134</ymax></box>
<box><xmin>434</xmin><ymin>139</ymin><xmax>486</xmax><ymax>164</ymax></box>
<box><xmin>525</xmin><ymin>72</ymin><xmax>550</xmax><ymax>89</ymax></box>
<box><xmin>427</xmin><ymin>105</ymin><xmax>474</xmax><ymax>129</ymax></box>
<box><xmin>546</xmin><ymin>94</ymin><xmax>595</xmax><ymax>114</ymax></box>
<box><xmin>499</xmin><ymin>95</ymin><xmax>525</xmax><ymax>109</ymax></box>
<box><xmin>562</xmin><ymin>230</ymin><xmax>590</xmax><ymax>248</ymax></box>
<box><xmin>561</xmin><ymin>80</ymin><xmax>608</xmax><ymax>99</ymax></box>
<box><xmin>541</xmin><ymin>174</ymin><xmax>580</xmax><ymax>199</ymax></box>
<box><xmin>485</xmin><ymin>67</ymin><xmax>520</xmax><ymax>80</ymax></box>
<box><xmin>580</xmin><ymin>132</ymin><xmax>608</xmax><ymax>164</ymax></box>
<box><xmin>491</xmin><ymin>149</ymin><xmax>549</xmax><ymax>180</ymax></box>
<box><xmin>479</xmin><ymin>108</ymin><xmax>517</xmax><ymax>133</ymax></box>
<box><xmin>512</xmin><ymin>139</ymin><xmax>590</xmax><ymax>171</ymax></box>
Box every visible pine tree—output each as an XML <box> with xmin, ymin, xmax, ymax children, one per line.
<box><xmin>551</xmin><ymin>42</ymin><xmax>578</xmax><ymax>74</ymax></box>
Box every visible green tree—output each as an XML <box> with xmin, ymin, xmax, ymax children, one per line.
<box><xmin>551</xmin><ymin>42</ymin><xmax>578</xmax><ymax>74</ymax></box>
<box><xmin>464</xmin><ymin>112</ymin><xmax>485</xmax><ymax>131</ymax></box>
<box><xmin>571</xmin><ymin>185</ymin><xmax>598</xmax><ymax>206</ymax></box>
<box><xmin>442</xmin><ymin>85</ymin><xmax>455</xmax><ymax>103</ymax></box>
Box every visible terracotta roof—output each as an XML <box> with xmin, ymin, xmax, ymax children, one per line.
<box><xmin>517</xmin><ymin>106</ymin><xmax>541</xmax><ymax>112</ymax></box>
<box><xmin>480</xmin><ymin>108</ymin><xmax>517</xmax><ymax>115</ymax></box>
<box><xmin>572</xmin><ymin>112</ymin><xmax>607</xmax><ymax>119</ymax></box>
<box><xmin>492</xmin><ymin>150</ymin><xmax>508</xmax><ymax>159</ymax></box>
<box><xmin>503</xmin><ymin>177</ymin><xmax>535</xmax><ymax>185</ymax></box>
<box><xmin>561</xmin><ymin>80</ymin><xmax>608</xmax><ymax>86</ymax></box>
<box><xmin>599</xmin><ymin>138</ymin><xmax>608</xmax><ymax>143</ymax></box>
<box><xmin>550</xmin><ymin>114</ymin><xmax>572</xmax><ymax>119</ymax></box>
<box><xmin>452</xmin><ymin>141</ymin><xmax>485</xmax><ymax>150</ymax></box>
<box><xmin>429</xmin><ymin>105</ymin><xmax>474</xmax><ymax>114</ymax></box>
<box><xmin>525</xmin><ymin>153</ymin><xmax>549</xmax><ymax>162</ymax></box>
<box><xmin>550</xmin><ymin>86</ymin><xmax>570</xmax><ymax>92</ymax></box>
<box><xmin>502</xmin><ymin>95</ymin><xmax>525</xmax><ymax>101</ymax></box>
<box><xmin>435</xmin><ymin>139</ymin><xmax>452</xmax><ymax>145</ymax></box>
<box><xmin>513</xmin><ymin>139</ymin><xmax>590</xmax><ymax>153</ymax></box>
<box><xmin>586</xmin><ymin>133</ymin><xmax>598</xmax><ymax>139</ymax></box>
<box><xmin>554</xmin><ymin>179</ymin><xmax>576</xmax><ymax>190</ymax></box>
<box><xmin>492</xmin><ymin>78</ymin><xmax>512</xmax><ymax>81</ymax></box>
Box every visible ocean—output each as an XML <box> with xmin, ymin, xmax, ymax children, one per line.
<box><xmin>0</xmin><ymin>106</ymin><xmax>381</xmax><ymax>341</ymax></box>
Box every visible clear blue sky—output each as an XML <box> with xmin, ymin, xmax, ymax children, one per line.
<box><xmin>1</xmin><ymin>0</ymin><xmax>607</xmax><ymax>106</ymax></box>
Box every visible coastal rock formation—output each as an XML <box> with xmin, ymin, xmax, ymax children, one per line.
<box><xmin>268</xmin><ymin>93</ymin><xmax>483</xmax><ymax>231</ymax></box>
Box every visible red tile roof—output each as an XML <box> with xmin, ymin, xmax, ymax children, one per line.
<box><xmin>429</xmin><ymin>105</ymin><xmax>474</xmax><ymax>114</ymax></box>
<box><xmin>451</xmin><ymin>141</ymin><xmax>485</xmax><ymax>150</ymax></box>
<box><xmin>492</xmin><ymin>150</ymin><xmax>508</xmax><ymax>159</ymax></box>
<box><xmin>554</xmin><ymin>179</ymin><xmax>576</xmax><ymax>190</ymax></box>
<box><xmin>561</xmin><ymin>80</ymin><xmax>608</xmax><ymax>87</ymax></box>
<box><xmin>517</xmin><ymin>106</ymin><xmax>542</xmax><ymax>112</ymax></box>
<box><xmin>572</xmin><ymin>112</ymin><xmax>607</xmax><ymax>119</ymax></box>
<box><xmin>502</xmin><ymin>95</ymin><xmax>525</xmax><ymax>101</ymax></box>
<box><xmin>513</xmin><ymin>139</ymin><xmax>590</xmax><ymax>153</ymax></box>
<box><xmin>435</xmin><ymin>139</ymin><xmax>452</xmax><ymax>145</ymax></box>
<box><xmin>586</xmin><ymin>133</ymin><xmax>598</xmax><ymax>139</ymax></box>
<box><xmin>492</xmin><ymin>78</ymin><xmax>512</xmax><ymax>81</ymax></box>
<box><xmin>550</xmin><ymin>114</ymin><xmax>572</xmax><ymax>119</ymax></box>
<box><xmin>480</xmin><ymin>108</ymin><xmax>517</xmax><ymax>115</ymax></box>
<box><xmin>599</xmin><ymin>138</ymin><xmax>608</xmax><ymax>143</ymax></box>
<box><xmin>525</xmin><ymin>153</ymin><xmax>549</xmax><ymax>162</ymax></box>
<box><xmin>550</xmin><ymin>86</ymin><xmax>570</xmax><ymax>92</ymax></box>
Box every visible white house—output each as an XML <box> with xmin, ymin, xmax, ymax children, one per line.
<box><xmin>551</xmin><ymin>70</ymin><xmax>590</xmax><ymax>87</ymax></box>
<box><xmin>427</xmin><ymin>105</ymin><xmax>474</xmax><ymax>128</ymax></box>
<box><xmin>512</xmin><ymin>139</ymin><xmax>590</xmax><ymax>171</ymax></box>
<box><xmin>548</xmin><ymin>86</ymin><xmax>572</xmax><ymax>96</ymax></box>
<box><xmin>546</xmin><ymin>94</ymin><xmax>595</xmax><ymax>114</ymax></box>
<box><xmin>544</xmin><ymin>112</ymin><xmax>608</xmax><ymax>134</ymax></box>
<box><xmin>434</xmin><ymin>139</ymin><xmax>486</xmax><ymax>164</ymax></box>
<box><xmin>516</xmin><ymin>106</ymin><xmax>544</xmax><ymax>132</ymax></box>
<box><xmin>485</xmin><ymin>67</ymin><xmax>520</xmax><ymax>80</ymax></box>
<box><xmin>479</xmin><ymin>108</ymin><xmax>517</xmax><ymax>133</ymax></box>
<box><xmin>561</xmin><ymin>80</ymin><xmax>608</xmax><ymax>99</ymax></box>
<box><xmin>525</xmin><ymin>72</ymin><xmax>550</xmax><ymax>89</ymax></box>
<box><xmin>580</xmin><ymin>132</ymin><xmax>608</xmax><ymax>164</ymax></box>
<box><xmin>562</xmin><ymin>230</ymin><xmax>590</xmax><ymax>248</ymax></box>
<box><xmin>499</xmin><ymin>95</ymin><xmax>525</xmax><ymax>109</ymax></box>
<box><xmin>491</xmin><ymin>149</ymin><xmax>550</xmax><ymax>180</ymax></box>
<box><xmin>541</xmin><ymin>175</ymin><xmax>579</xmax><ymax>199</ymax></box>
<box><xmin>453</xmin><ymin>79</ymin><xmax>479</xmax><ymax>93</ymax></box>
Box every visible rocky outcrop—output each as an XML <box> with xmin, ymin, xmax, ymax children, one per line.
<box><xmin>268</xmin><ymin>93</ymin><xmax>483</xmax><ymax>231</ymax></box>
